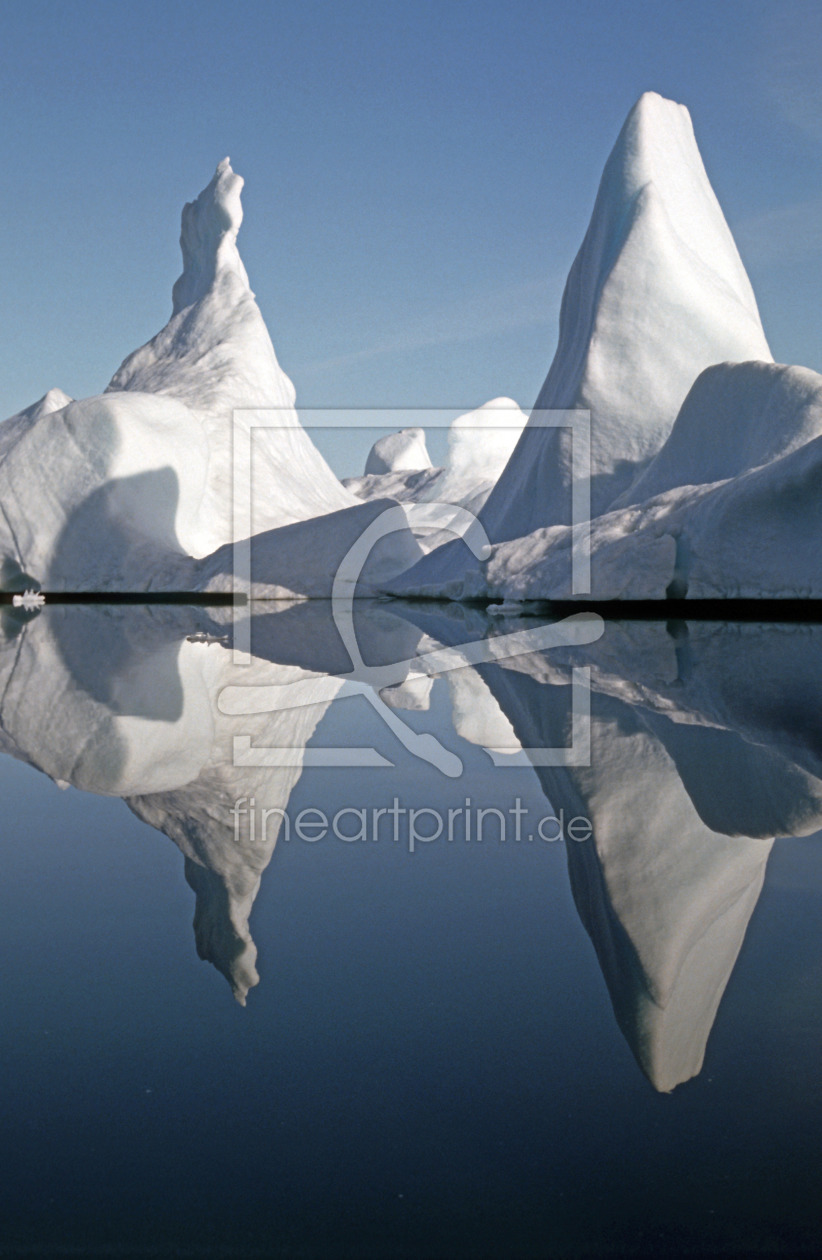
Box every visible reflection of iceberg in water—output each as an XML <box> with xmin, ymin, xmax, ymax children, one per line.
<box><xmin>127</xmin><ymin>602</ymin><xmax>422</xmax><ymax>1002</ymax></box>
<box><xmin>405</xmin><ymin>607</ymin><xmax>822</xmax><ymax>1091</ymax></box>
<box><xmin>1</xmin><ymin>602</ymin><xmax>820</xmax><ymax>1085</ymax></box>
<box><xmin>515</xmin><ymin>686</ymin><xmax>773</xmax><ymax>1094</ymax></box>
<box><xmin>0</xmin><ymin>600</ymin><xmax>421</xmax><ymax>1003</ymax></box>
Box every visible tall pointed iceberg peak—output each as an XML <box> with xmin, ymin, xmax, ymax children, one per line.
<box><xmin>107</xmin><ymin>159</ymin><xmax>353</xmax><ymax>549</ymax></box>
<box><xmin>481</xmin><ymin>91</ymin><xmax>772</xmax><ymax>542</ymax></box>
<box><xmin>107</xmin><ymin>157</ymin><xmax>298</xmax><ymax>416</ymax></box>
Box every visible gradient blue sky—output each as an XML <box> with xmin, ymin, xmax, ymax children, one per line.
<box><xmin>2</xmin><ymin>0</ymin><xmax>822</xmax><ymax>473</ymax></box>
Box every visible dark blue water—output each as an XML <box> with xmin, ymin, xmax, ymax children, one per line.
<box><xmin>1</xmin><ymin>606</ymin><xmax>820</xmax><ymax>1258</ymax></box>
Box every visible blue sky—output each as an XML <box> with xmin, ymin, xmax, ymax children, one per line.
<box><xmin>2</xmin><ymin>0</ymin><xmax>822</xmax><ymax>474</ymax></box>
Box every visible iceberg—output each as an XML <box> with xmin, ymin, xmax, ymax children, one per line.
<box><xmin>419</xmin><ymin>398</ymin><xmax>528</xmax><ymax>517</ymax></box>
<box><xmin>2</xmin><ymin>94</ymin><xmax>818</xmax><ymax>605</ymax></box>
<box><xmin>106</xmin><ymin>157</ymin><xmax>354</xmax><ymax>548</ymax></box>
<box><xmin>344</xmin><ymin>427</ymin><xmax>443</xmax><ymax>514</ymax></box>
<box><xmin>346</xmin><ymin>399</ymin><xmax>526</xmax><ymax>517</ymax></box>
<box><xmin>461</xmin><ymin>361</ymin><xmax>822</xmax><ymax>602</ymax></box>
<box><xmin>481</xmin><ymin>91</ymin><xmax>771</xmax><ymax>541</ymax></box>
<box><xmin>0</xmin><ymin>161</ymin><xmax>419</xmax><ymax>595</ymax></box>
<box><xmin>388</xmin><ymin>93</ymin><xmax>822</xmax><ymax>604</ymax></box>
<box><xmin>346</xmin><ymin>399</ymin><xmax>528</xmax><ymax>557</ymax></box>
<box><xmin>402</xmin><ymin>604</ymin><xmax>822</xmax><ymax>1090</ymax></box>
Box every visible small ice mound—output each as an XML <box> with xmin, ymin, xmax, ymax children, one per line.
<box><xmin>25</xmin><ymin>388</ymin><xmax>73</xmax><ymax>420</ymax></box>
<box><xmin>365</xmin><ymin>427</ymin><xmax>432</xmax><ymax>475</ymax></box>
<box><xmin>1</xmin><ymin>387</ymin><xmax>72</xmax><ymax>429</ymax></box>
<box><xmin>379</xmin><ymin>674</ymin><xmax>433</xmax><ymax>711</ymax></box>
<box><xmin>422</xmin><ymin>397</ymin><xmax>527</xmax><ymax>515</ymax></box>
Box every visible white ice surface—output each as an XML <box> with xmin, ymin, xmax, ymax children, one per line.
<box><xmin>0</xmin><ymin>161</ymin><xmax>432</xmax><ymax>593</ymax></box>
<box><xmin>419</xmin><ymin>397</ymin><xmax>527</xmax><ymax>516</ymax></box>
<box><xmin>107</xmin><ymin>158</ymin><xmax>354</xmax><ymax>550</ymax></box>
<box><xmin>480</xmin><ymin>91</ymin><xmax>771</xmax><ymax>543</ymax></box>
<box><xmin>364</xmin><ymin>426</ymin><xmax>432</xmax><ymax>475</ymax></box>
<box><xmin>0</xmin><ymin>602</ymin><xmax>422</xmax><ymax>1002</ymax></box>
<box><xmin>392</xmin><ymin>358</ymin><xmax>822</xmax><ymax>602</ymax></box>
<box><xmin>613</xmin><ymin>359</ymin><xmax>822</xmax><ymax>506</ymax></box>
<box><xmin>406</xmin><ymin>607</ymin><xmax>822</xmax><ymax>1091</ymax></box>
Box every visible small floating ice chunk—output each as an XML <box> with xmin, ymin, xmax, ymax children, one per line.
<box><xmin>12</xmin><ymin>590</ymin><xmax>45</xmax><ymax>610</ymax></box>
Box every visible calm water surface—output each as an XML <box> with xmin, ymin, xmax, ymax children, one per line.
<box><xmin>0</xmin><ymin>601</ymin><xmax>820</xmax><ymax>1258</ymax></box>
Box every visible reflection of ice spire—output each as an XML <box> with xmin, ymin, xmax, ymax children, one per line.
<box><xmin>126</xmin><ymin>775</ymin><xmax>282</xmax><ymax>1007</ymax></box>
<box><xmin>560</xmin><ymin>695</ymin><xmax>772</xmax><ymax>1091</ymax></box>
<box><xmin>390</xmin><ymin>607</ymin><xmax>819</xmax><ymax>1088</ymax></box>
<box><xmin>475</xmin><ymin>651</ymin><xmax>774</xmax><ymax>1092</ymax></box>
<box><xmin>123</xmin><ymin>601</ymin><xmax>426</xmax><ymax>1001</ymax></box>
<box><xmin>185</xmin><ymin>859</ymin><xmax>260</xmax><ymax>1005</ymax></box>
<box><xmin>125</xmin><ymin>646</ymin><xmax>351</xmax><ymax>1003</ymax></box>
<box><xmin>0</xmin><ymin>601</ymin><xmax>422</xmax><ymax>1002</ymax></box>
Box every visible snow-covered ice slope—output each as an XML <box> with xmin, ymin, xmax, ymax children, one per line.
<box><xmin>613</xmin><ymin>360</ymin><xmax>822</xmax><ymax>507</ymax></box>
<box><xmin>480</xmin><ymin>92</ymin><xmax>770</xmax><ymax>542</ymax></box>
<box><xmin>391</xmin><ymin>354</ymin><xmax>822</xmax><ymax>602</ymax></box>
<box><xmin>419</xmin><ymin>359</ymin><xmax>822</xmax><ymax>602</ymax></box>
<box><xmin>196</xmin><ymin>497</ymin><xmax>424</xmax><ymax>599</ymax></box>
<box><xmin>0</xmin><ymin>390</ymin><xmax>212</xmax><ymax>591</ymax></box>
